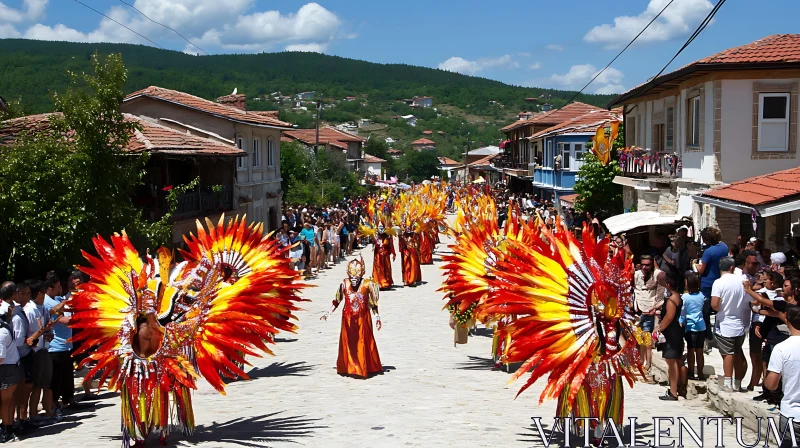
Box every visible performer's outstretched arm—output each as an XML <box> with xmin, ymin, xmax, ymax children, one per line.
<box><xmin>369</xmin><ymin>282</ymin><xmax>382</xmax><ymax>330</ymax></box>
<box><xmin>321</xmin><ymin>285</ymin><xmax>344</xmax><ymax>321</ymax></box>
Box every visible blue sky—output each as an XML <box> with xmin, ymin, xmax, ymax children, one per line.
<box><xmin>1</xmin><ymin>0</ymin><xmax>799</xmax><ymax>94</ymax></box>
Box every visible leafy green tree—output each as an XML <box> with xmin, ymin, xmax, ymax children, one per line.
<box><xmin>573</xmin><ymin>124</ymin><xmax>625</xmax><ymax>216</ymax></box>
<box><xmin>0</xmin><ymin>52</ymin><xmax>159</xmax><ymax>278</ymax></box>
<box><xmin>396</xmin><ymin>150</ymin><xmax>441</xmax><ymax>182</ymax></box>
<box><xmin>280</xmin><ymin>142</ymin><xmax>365</xmax><ymax>206</ymax></box>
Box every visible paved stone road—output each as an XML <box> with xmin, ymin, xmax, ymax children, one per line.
<box><xmin>25</xmin><ymin>232</ymin><xmax>758</xmax><ymax>448</ymax></box>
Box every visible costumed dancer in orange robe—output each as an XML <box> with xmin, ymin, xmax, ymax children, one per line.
<box><xmin>321</xmin><ymin>256</ymin><xmax>383</xmax><ymax>378</ymax></box>
<box><xmin>419</xmin><ymin>228</ymin><xmax>434</xmax><ymax>265</ymax></box>
<box><xmin>399</xmin><ymin>228</ymin><xmax>422</xmax><ymax>287</ymax></box>
<box><xmin>372</xmin><ymin>224</ymin><xmax>396</xmax><ymax>289</ymax></box>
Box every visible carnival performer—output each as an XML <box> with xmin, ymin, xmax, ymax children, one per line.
<box><xmin>419</xmin><ymin>229</ymin><xmax>434</xmax><ymax>265</ymax></box>
<box><xmin>320</xmin><ymin>256</ymin><xmax>383</xmax><ymax>378</ymax></box>
<box><xmin>398</xmin><ymin>227</ymin><xmax>422</xmax><ymax>287</ymax></box>
<box><xmin>358</xmin><ymin>198</ymin><xmax>397</xmax><ymax>290</ymax></box>
<box><xmin>444</xmin><ymin>204</ymin><xmax>646</xmax><ymax>442</ymax></box>
<box><xmin>69</xmin><ymin>215</ymin><xmax>307</xmax><ymax>447</ymax></box>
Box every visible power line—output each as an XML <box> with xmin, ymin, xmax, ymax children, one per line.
<box><xmin>118</xmin><ymin>0</ymin><xmax>208</xmax><ymax>55</ymax></box>
<box><xmin>561</xmin><ymin>0</ymin><xmax>676</xmax><ymax>106</ymax></box>
<box><xmin>71</xmin><ymin>0</ymin><xmax>166</xmax><ymax>50</ymax></box>
<box><xmin>650</xmin><ymin>0</ymin><xmax>727</xmax><ymax>81</ymax></box>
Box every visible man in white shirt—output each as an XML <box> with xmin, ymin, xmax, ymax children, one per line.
<box><xmin>633</xmin><ymin>255</ymin><xmax>665</xmax><ymax>380</ymax></box>
<box><xmin>711</xmin><ymin>256</ymin><xmax>751</xmax><ymax>392</ymax></box>
<box><xmin>765</xmin><ymin>305</ymin><xmax>800</xmax><ymax>447</ymax></box>
<box><xmin>23</xmin><ymin>281</ymin><xmax>56</xmax><ymax>424</ymax></box>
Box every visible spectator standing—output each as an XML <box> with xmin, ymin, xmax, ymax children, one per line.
<box><xmin>656</xmin><ymin>272</ymin><xmax>684</xmax><ymax>400</ymax></box>
<box><xmin>694</xmin><ymin>227</ymin><xmax>729</xmax><ymax>349</ymax></box>
<box><xmin>680</xmin><ymin>272</ymin><xmax>707</xmax><ymax>380</ymax></box>
<box><xmin>764</xmin><ymin>305</ymin><xmax>800</xmax><ymax>447</ymax></box>
<box><xmin>10</xmin><ymin>282</ymin><xmax>35</xmax><ymax>433</ymax></box>
<box><xmin>23</xmin><ymin>281</ymin><xmax>57</xmax><ymax>425</ymax></box>
<box><xmin>711</xmin><ymin>257</ymin><xmax>751</xmax><ymax>392</ymax></box>
<box><xmin>633</xmin><ymin>255</ymin><xmax>665</xmax><ymax>381</ymax></box>
<box><xmin>42</xmin><ymin>275</ymin><xmax>76</xmax><ymax>411</ymax></box>
<box><xmin>0</xmin><ymin>284</ymin><xmax>22</xmax><ymax>443</ymax></box>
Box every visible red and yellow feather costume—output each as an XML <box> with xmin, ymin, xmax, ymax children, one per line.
<box><xmin>443</xmin><ymin>195</ymin><xmax>646</xmax><ymax>435</ymax></box>
<box><xmin>69</xmin><ymin>215</ymin><xmax>307</xmax><ymax>447</ymax></box>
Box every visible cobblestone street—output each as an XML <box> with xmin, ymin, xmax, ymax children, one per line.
<box><xmin>25</xmin><ymin>233</ymin><xmax>756</xmax><ymax>448</ymax></box>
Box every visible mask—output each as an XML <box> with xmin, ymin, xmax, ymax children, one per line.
<box><xmin>378</xmin><ymin>225</ymin><xmax>385</xmax><ymax>234</ymax></box>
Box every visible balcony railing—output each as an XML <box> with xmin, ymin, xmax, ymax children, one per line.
<box><xmin>174</xmin><ymin>186</ymin><xmax>234</xmax><ymax>217</ymax></box>
<box><xmin>620</xmin><ymin>150</ymin><xmax>680</xmax><ymax>179</ymax></box>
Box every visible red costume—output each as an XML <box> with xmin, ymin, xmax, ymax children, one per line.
<box><xmin>399</xmin><ymin>231</ymin><xmax>422</xmax><ymax>286</ymax></box>
<box><xmin>373</xmin><ymin>232</ymin><xmax>395</xmax><ymax>289</ymax></box>
<box><xmin>419</xmin><ymin>230</ymin><xmax>434</xmax><ymax>265</ymax></box>
<box><xmin>323</xmin><ymin>257</ymin><xmax>383</xmax><ymax>378</ymax></box>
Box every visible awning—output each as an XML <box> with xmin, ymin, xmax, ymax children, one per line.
<box><xmin>693</xmin><ymin>194</ymin><xmax>800</xmax><ymax>218</ymax></box>
<box><xmin>603</xmin><ymin>211</ymin><xmax>689</xmax><ymax>235</ymax></box>
<box><xmin>560</xmin><ymin>193</ymin><xmax>579</xmax><ymax>206</ymax></box>
<box><xmin>473</xmin><ymin>176</ymin><xmax>486</xmax><ymax>184</ymax></box>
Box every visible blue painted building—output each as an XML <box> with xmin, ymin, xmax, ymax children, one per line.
<box><xmin>527</xmin><ymin>109</ymin><xmax>621</xmax><ymax>207</ymax></box>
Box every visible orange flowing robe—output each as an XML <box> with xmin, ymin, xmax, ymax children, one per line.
<box><xmin>399</xmin><ymin>233</ymin><xmax>422</xmax><ymax>286</ymax></box>
<box><xmin>419</xmin><ymin>230</ymin><xmax>434</xmax><ymax>265</ymax></box>
<box><xmin>373</xmin><ymin>234</ymin><xmax>395</xmax><ymax>289</ymax></box>
<box><xmin>334</xmin><ymin>279</ymin><xmax>382</xmax><ymax>378</ymax></box>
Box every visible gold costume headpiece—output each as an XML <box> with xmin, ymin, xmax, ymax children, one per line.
<box><xmin>347</xmin><ymin>256</ymin><xmax>366</xmax><ymax>278</ymax></box>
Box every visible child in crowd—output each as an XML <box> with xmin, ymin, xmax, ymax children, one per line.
<box><xmin>680</xmin><ymin>272</ymin><xmax>706</xmax><ymax>380</ymax></box>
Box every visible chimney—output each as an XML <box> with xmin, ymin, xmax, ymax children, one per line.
<box><xmin>217</xmin><ymin>93</ymin><xmax>247</xmax><ymax>111</ymax></box>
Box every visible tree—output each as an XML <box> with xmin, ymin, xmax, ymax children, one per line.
<box><xmin>0</xmin><ymin>52</ymin><xmax>166</xmax><ymax>279</ymax></box>
<box><xmin>573</xmin><ymin>124</ymin><xmax>625</xmax><ymax>216</ymax></box>
<box><xmin>396</xmin><ymin>150</ymin><xmax>441</xmax><ymax>182</ymax></box>
<box><xmin>280</xmin><ymin>142</ymin><xmax>365</xmax><ymax>206</ymax></box>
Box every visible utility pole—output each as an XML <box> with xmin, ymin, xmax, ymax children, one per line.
<box><xmin>314</xmin><ymin>100</ymin><xmax>322</xmax><ymax>157</ymax></box>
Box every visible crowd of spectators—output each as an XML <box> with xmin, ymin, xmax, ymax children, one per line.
<box><xmin>625</xmin><ymin>223</ymin><xmax>800</xmax><ymax>435</ymax></box>
<box><xmin>0</xmin><ymin>271</ymin><xmax>93</xmax><ymax>442</ymax></box>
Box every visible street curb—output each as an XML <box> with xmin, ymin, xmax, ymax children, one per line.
<box><xmin>650</xmin><ymin>355</ymin><xmax>777</xmax><ymax>432</ymax></box>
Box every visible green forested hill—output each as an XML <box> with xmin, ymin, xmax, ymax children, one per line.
<box><xmin>1</xmin><ymin>39</ymin><xmax>612</xmax><ymax>114</ymax></box>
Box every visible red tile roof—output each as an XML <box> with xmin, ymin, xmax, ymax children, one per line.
<box><xmin>501</xmin><ymin>102</ymin><xmax>603</xmax><ymax>132</ymax></box>
<box><xmin>411</xmin><ymin>138</ymin><xmax>435</xmax><ymax>145</ymax></box>
<box><xmin>469</xmin><ymin>154</ymin><xmax>499</xmax><ymax>166</ymax></box>
<box><xmin>559</xmin><ymin>193</ymin><xmax>579</xmax><ymax>204</ymax></box>
<box><xmin>282</xmin><ymin>126</ymin><xmax>364</xmax><ymax>151</ymax></box>
<box><xmin>701</xmin><ymin>166</ymin><xmax>800</xmax><ymax>206</ymax></box>
<box><xmin>1</xmin><ymin>113</ymin><xmax>243</xmax><ymax>157</ymax></box>
<box><xmin>438</xmin><ymin>157</ymin><xmax>460</xmax><ymax>166</ymax></box>
<box><xmin>423</xmin><ymin>130</ymin><xmax>433</xmax><ymax>135</ymax></box>
<box><xmin>612</xmin><ymin>35</ymin><xmax>800</xmax><ymax>105</ymax></box>
<box><xmin>387</xmin><ymin>149</ymin><xmax>402</xmax><ymax>154</ymax></box>
<box><xmin>363</xmin><ymin>154</ymin><xmax>386</xmax><ymax>163</ymax></box>
<box><xmin>125</xmin><ymin>86</ymin><xmax>293</xmax><ymax>128</ymax></box>
<box><xmin>529</xmin><ymin>109</ymin><xmax>622</xmax><ymax>140</ymax></box>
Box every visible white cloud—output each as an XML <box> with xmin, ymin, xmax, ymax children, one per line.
<box><xmin>0</xmin><ymin>23</ymin><xmax>20</xmax><ymax>38</ymax></box>
<box><xmin>584</xmin><ymin>0</ymin><xmax>713</xmax><ymax>48</ymax></box>
<box><xmin>546</xmin><ymin>44</ymin><xmax>564</xmax><ymax>51</ymax></box>
<box><xmin>16</xmin><ymin>1</ymin><xmax>347</xmax><ymax>54</ymax></box>
<box><xmin>528</xmin><ymin>62</ymin><xmax>542</xmax><ymax>70</ymax></box>
<box><xmin>535</xmin><ymin>64</ymin><xmax>625</xmax><ymax>94</ymax></box>
<box><xmin>517</xmin><ymin>52</ymin><xmax>531</xmax><ymax>57</ymax></box>
<box><xmin>0</xmin><ymin>0</ymin><xmax>47</xmax><ymax>23</ymax></box>
<box><xmin>286</xmin><ymin>42</ymin><xmax>327</xmax><ymax>53</ymax></box>
<box><xmin>438</xmin><ymin>54</ymin><xmax>518</xmax><ymax>75</ymax></box>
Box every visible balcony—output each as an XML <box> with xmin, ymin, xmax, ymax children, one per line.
<box><xmin>174</xmin><ymin>186</ymin><xmax>234</xmax><ymax>217</ymax></box>
<box><xmin>620</xmin><ymin>150</ymin><xmax>680</xmax><ymax>179</ymax></box>
<box><xmin>531</xmin><ymin>167</ymin><xmax>577</xmax><ymax>190</ymax></box>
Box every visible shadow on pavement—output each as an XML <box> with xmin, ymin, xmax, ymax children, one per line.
<box><xmin>188</xmin><ymin>412</ymin><xmax>327</xmax><ymax>446</ymax></box>
<box><xmin>473</xmin><ymin>327</ymin><xmax>494</xmax><ymax>338</ymax></box>
<box><xmin>518</xmin><ymin>421</ymin><xmax>653</xmax><ymax>447</ymax></box>
<box><xmin>274</xmin><ymin>337</ymin><xmax>298</xmax><ymax>343</ymax></box>
<box><xmin>246</xmin><ymin>361</ymin><xmax>315</xmax><ymax>379</ymax></box>
<box><xmin>456</xmin><ymin>356</ymin><xmax>496</xmax><ymax>370</ymax></box>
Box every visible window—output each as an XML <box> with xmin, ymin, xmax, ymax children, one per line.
<box><xmin>545</xmin><ymin>140</ymin><xmax>553</xmax><ymax>168</ymax></box>
<box><xmin>758</xmin><ymin>93</ymin><xmax>790</xmax><ymax>152</ymax></box>
<box><xmin>653</xmin><ymin>124</ymin><xmax>664</xmax><ymax>152</ymax></box>
<box><xmin>688</xmin><ymin>96</ymin><xmax>700</xmax><ymax>146</ymax></box>
<box><xmin>237</xmin><ymin>137</ymin><xmax>247</xmax><ymax>170</ymax></box>
<box><xmin>252</xmin><ymin>138</ymin><xmax>261</xmax><ymax>168</ymax></box>
<box><xmin>267</xmin><ymin>137</ymin><xmax>275</xmax><ymax>166</ymax></box>
<box><xmin>666</xmin><ymin>107</ymin><xmax>674</xmax><ymax>150</ymax></box>
<box><xmin>559</xmin><ymin>143</ymin><xmax>570</xmax><ymax>170</ymax></box>
<box><xmin>628</xmin><ymin>116</ymin><xmax>637</xmax><ymax>147</ymax></box>
<box><xmin>573</xmin><ymin>143</ymin><xmax>585</xmax><ymax>171</ymax></box>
